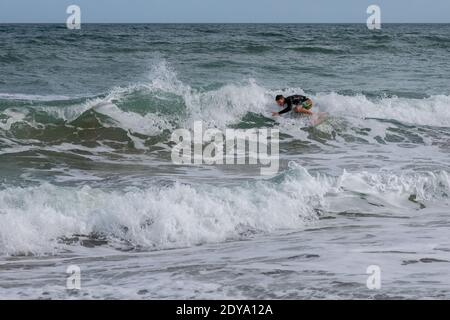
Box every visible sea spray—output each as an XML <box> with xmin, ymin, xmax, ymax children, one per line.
<box><xmin>0</xmin><ymin>165</ymin><xmax>448</xmax><ymax>256</ymax></box>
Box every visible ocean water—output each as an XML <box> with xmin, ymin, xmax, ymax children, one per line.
<box><xmin>0</xmin><ymin>24</ymin><xmax>449</xmax><ymax>299</ymax></box>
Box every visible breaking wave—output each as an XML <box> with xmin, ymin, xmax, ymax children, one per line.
<box><xmin>1</xmin><ymin>61</ymin><xmax>449</xmax><ymax>144</ymax></box>
<box><xmin>0</xmin><ymin>164</ymin><xmax>448</xmax><ymax>256</ymax></box>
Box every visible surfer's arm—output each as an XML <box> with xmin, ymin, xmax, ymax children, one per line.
<box><xmin>275</xmin><ymin>105</ymin><xmax>292</xmax><ymax>116</ymax></box>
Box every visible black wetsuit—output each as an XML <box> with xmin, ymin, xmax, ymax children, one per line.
<box><xmin>278</xmin><ymin>95</ymin><xmax>310</xmax><ymax>115</ymax></box>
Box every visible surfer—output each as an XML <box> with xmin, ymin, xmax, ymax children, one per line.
<box><xmin>272</xmin><ymin>94</ymin><xmax>314</xmax><ymax>117</ymax></box>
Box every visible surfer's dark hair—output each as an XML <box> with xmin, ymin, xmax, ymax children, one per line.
<box><xmin>275</xmin><ymin>95</ymin><xmax>284</xmax><ymax>101</ymax></box>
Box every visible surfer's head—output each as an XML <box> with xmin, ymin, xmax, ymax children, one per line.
<box><xmin>275</xmin><ymin>95</ymin><xmax>285</xmax><ymax>106</ymax></box>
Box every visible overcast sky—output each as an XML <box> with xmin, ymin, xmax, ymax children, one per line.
<box><xmin>0</xmin><ymin>0</ymin><xmax>449</xmax><ymax>23</ymax></box>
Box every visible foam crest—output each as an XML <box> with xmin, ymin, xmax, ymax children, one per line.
<box><xmin>315</xmin><ymin>93</ymin><xmax>450</xmax><ymax>127</ymax></box>
<box><xmin>0</xmin><ymin>164</ymin><xmax>448</xmax><ymax>256</ymax></box>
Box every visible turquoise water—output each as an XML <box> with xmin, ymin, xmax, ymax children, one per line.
<box><xmin>0</xmin><ymin>24</ymin><xmax>449</xmax><ymax>299</ymax></box>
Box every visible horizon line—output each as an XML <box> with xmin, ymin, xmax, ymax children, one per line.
<box><xmin>1</xmin><ymin>22</ymin><xmax>450</xmax><ymax>24</ymax></box>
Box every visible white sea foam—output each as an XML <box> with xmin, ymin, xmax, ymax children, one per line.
<box><xmin>0</xmin><ymin>164</ymin><xmax>448</xmax><ymax>256</ymax></box>
<box><xmin>0</xmin><ymin>93</ymin><xmax>75</xmax><ymax>101</ymax></box>
<box><xmin>0</xmin><ymin>109</ymin><xmax>28</xmax><ymax>131</ymax></box>
<box><xmin>95</xmin><ymin>102</ymin><xmax>171</xmax><ymax>137</ymax></box>
<box><xmin>90</xmin><ymin>62</ymin><xmax>450</xmax><ymax>134</ymax></box>
<box><xmin>1</xmin><ymin>61</ymin><xmax>449</xmax><ymax>140</ymax></box>
<box><xmin>314</xmin><ymin>92</ymin><xmax>450</xmax><ymax>127</ymax></box>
